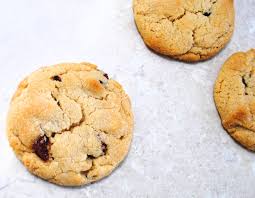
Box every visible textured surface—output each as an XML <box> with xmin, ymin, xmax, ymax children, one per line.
<box><xmin>0</xmin><ymin>0</ymin><xmax>255</xmax><ymax>197</ymax></box>
<box><xmin>214</xmin><ymin>49</ymin><xmax>255</xmax><ymax>151</ymax></box>
<box><xmin>7</xmin><ymin>63</ymin><xmax>133</xmax><ymax>186</ymax></box>
<box><xmin>133</xmin><ymin>0</ymin><xmax>234</xmax><ymax>62</ymax></box>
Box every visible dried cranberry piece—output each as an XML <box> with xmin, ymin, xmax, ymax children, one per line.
<box><xmin>32</xmin><ymin>135</ymin><xmax>50</xmax><ymax>161</ymax></box>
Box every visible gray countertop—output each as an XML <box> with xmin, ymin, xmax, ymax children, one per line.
<box><xmin>0</xmin><ymin>0</ymin><xmax>255</xmax><ymax>197</ymax></box>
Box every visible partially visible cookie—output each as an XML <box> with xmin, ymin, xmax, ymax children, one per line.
<box><xmin>133</xmin><ymin>0</ymin><xmax>235</xmax><ymax>62</ymax></box>
<box><xmin>7</xmin><ymin>62</ymin><xmax>134</xmax><ymax>186</ymax></box>
<box><xmin>214</xmin><ymin>49</ymin><xmax>255</xmax><ymax>151</ymax></box>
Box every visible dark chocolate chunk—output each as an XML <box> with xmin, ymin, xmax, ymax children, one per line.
<box><xmin>32</xmin><ymin>135</ymin><xmax>50</xmax><ymax>161</ymax></box>
<box><xmin>81</xmin><ymin>170</ymin><xmax>89</xmax><ymax>177</ymax></box>
<box><xmin>51</xmin><ymin>75</ymin><xmax>62</xmax><ymax>82</ymax></box>
<box><xmin>99</xmin><ymin>80</ymin><xmax>103</xmax><ymax>84</ymax></box>
<box><xmin>101</xmin><ymin>142</ymin><xmax>107</xmax><ymax>154</ymax></box>
<box><xmin>203</xmin><ymin>12</ymin><xmax>211</xmax><ymax>16</ymax></box>
<box><xmin>87</xmin><ymin>155</ymin><xmax>95</xmax><ymax>159</ymax></box>
<box><xmin>103</xmin><ymin>73</ymin><xmax>109</xmax><ymax>79</ymax></box>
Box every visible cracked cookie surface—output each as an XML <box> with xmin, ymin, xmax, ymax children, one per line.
<box><xmin>7</xmin><ymin>62</ymin><xmax>134</xmax><ymax>186</ymax></box>
<box><xmin>214</xmin><ymin>49</ymin><xmax>255</xmax><ymax>151</ymax></box>
<box><xmin>133</xmin><ymin>0</ymin><xmax>235</xmax><ymax>62</ymax></box>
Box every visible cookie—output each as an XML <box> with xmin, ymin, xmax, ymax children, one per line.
<box><xmin>133</xmin><ymin>0</ymin><xmax>235</xmax><ymax>62</ymax></box>
<box><xmin>214</xmin><ymin>49</ymin><xmax>255</xmax><ymax>151</ymax></box>
<box><xmin>7</xmin><ymin>62</ymin><xmax>134</xmax><ymax>186</ymax></box>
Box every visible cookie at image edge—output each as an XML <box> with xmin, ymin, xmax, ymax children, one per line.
<box><xmin>133</xmin><ymin>0</ymin><xmax>235</xmax><ymax>62</ymax></box>
<box><xmin>214</xmin><ymin>49</ymin><xmax>255</xmax><ymax>151</ymax></box>
<box><xmin>7</xmin><ymin>62</ymin><xmax>134</xmax><ymax>186</ymax></box>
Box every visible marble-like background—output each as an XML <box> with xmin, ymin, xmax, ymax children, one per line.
<box><xmin>0</xmin><ymin>0</ymin><xmax>254</xmax><ymax>197</ymax></box>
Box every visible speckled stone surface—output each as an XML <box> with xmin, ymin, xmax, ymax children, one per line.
<box><xmin>0</xmin><ymin>0</ymin><xmax>255</xmax><ymax>197</ymax></box>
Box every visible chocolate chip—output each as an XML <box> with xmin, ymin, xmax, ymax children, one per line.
<box><xmin>87</xmin><ymin>155</ymin><xmax>95</xmax><ymax>159</ymax></box>
<box><xmin>51</xmin><ymin>75</ymin><xmax>62</xmax><ymax>82</ymax></box>
<box><xmin>99</xmin><ymin>80</ymin><xmax>103</xmax><ymax>84</ymax></box>
<box><xmin>203</xmin><ymin>12</ymin><xmax>211</xmax><ymax>16</ymax></box>
<box><xmin>101</xmin><ymin>142</ymin><xmax>107</xmax><ymax>154</ymax></box>
<box><xmin>103</xmin><ymin>73</ymin><xmax>109</xmax><ymax>79</ymax></box>
<box><xmin>51</xmin><ymin>133</ymin><xmax>56</xmax><ymax>138</ymax></box>
<box><xmin>32</xmin><ymin>135</ymin><xmax>50</xmax><ymax>161</ymax></box>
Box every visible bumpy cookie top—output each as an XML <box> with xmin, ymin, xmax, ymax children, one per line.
<box><xmin>133</xmin><ymin>0</ymin><xmax>234</xmax><ymax>62</ymax></box>
<box><xmin>7</xmin><ymin>63</ymin><xmax>133</xmax><ymax>186</ymax></box>
<box><xmin>214</xmin><ymin>49</ymin><xmax>255</xmax><ymax>150</ymax></box>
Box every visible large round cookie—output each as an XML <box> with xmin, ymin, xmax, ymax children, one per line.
<box><xmin>7</xmin><ymin>63</ymin><xmax>134</xmax><ymax>186</ymax></box>
<box><xmin>214</xmin><ymin>49</ymin><xmax>255</xmax><ymax>151</ymax></box>
<box><xmin>133</xmin><ymin>0</ymin><xmax>235</xmax><ymax>62</ymax></box>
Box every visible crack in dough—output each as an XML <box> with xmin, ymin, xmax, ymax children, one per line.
<box><xmin>7</xmin><ymin>62</ymin><xmax>134</xmax><ymax>186</ymax></box>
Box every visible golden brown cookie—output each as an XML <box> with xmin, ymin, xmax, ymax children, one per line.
<box><xmin>133</xmin><ymin>0</ymin><xmax>235</xmax><ymax>62</ymax></box>
<box><xmin>7</xmin><ymin>63</ymin><xmax>134</xmax><ymax>186</ymax></box>
<box><xmin>214</xmin><ymin>49</ymin><xmax>255</xmax><ymax>151</ymax></box>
